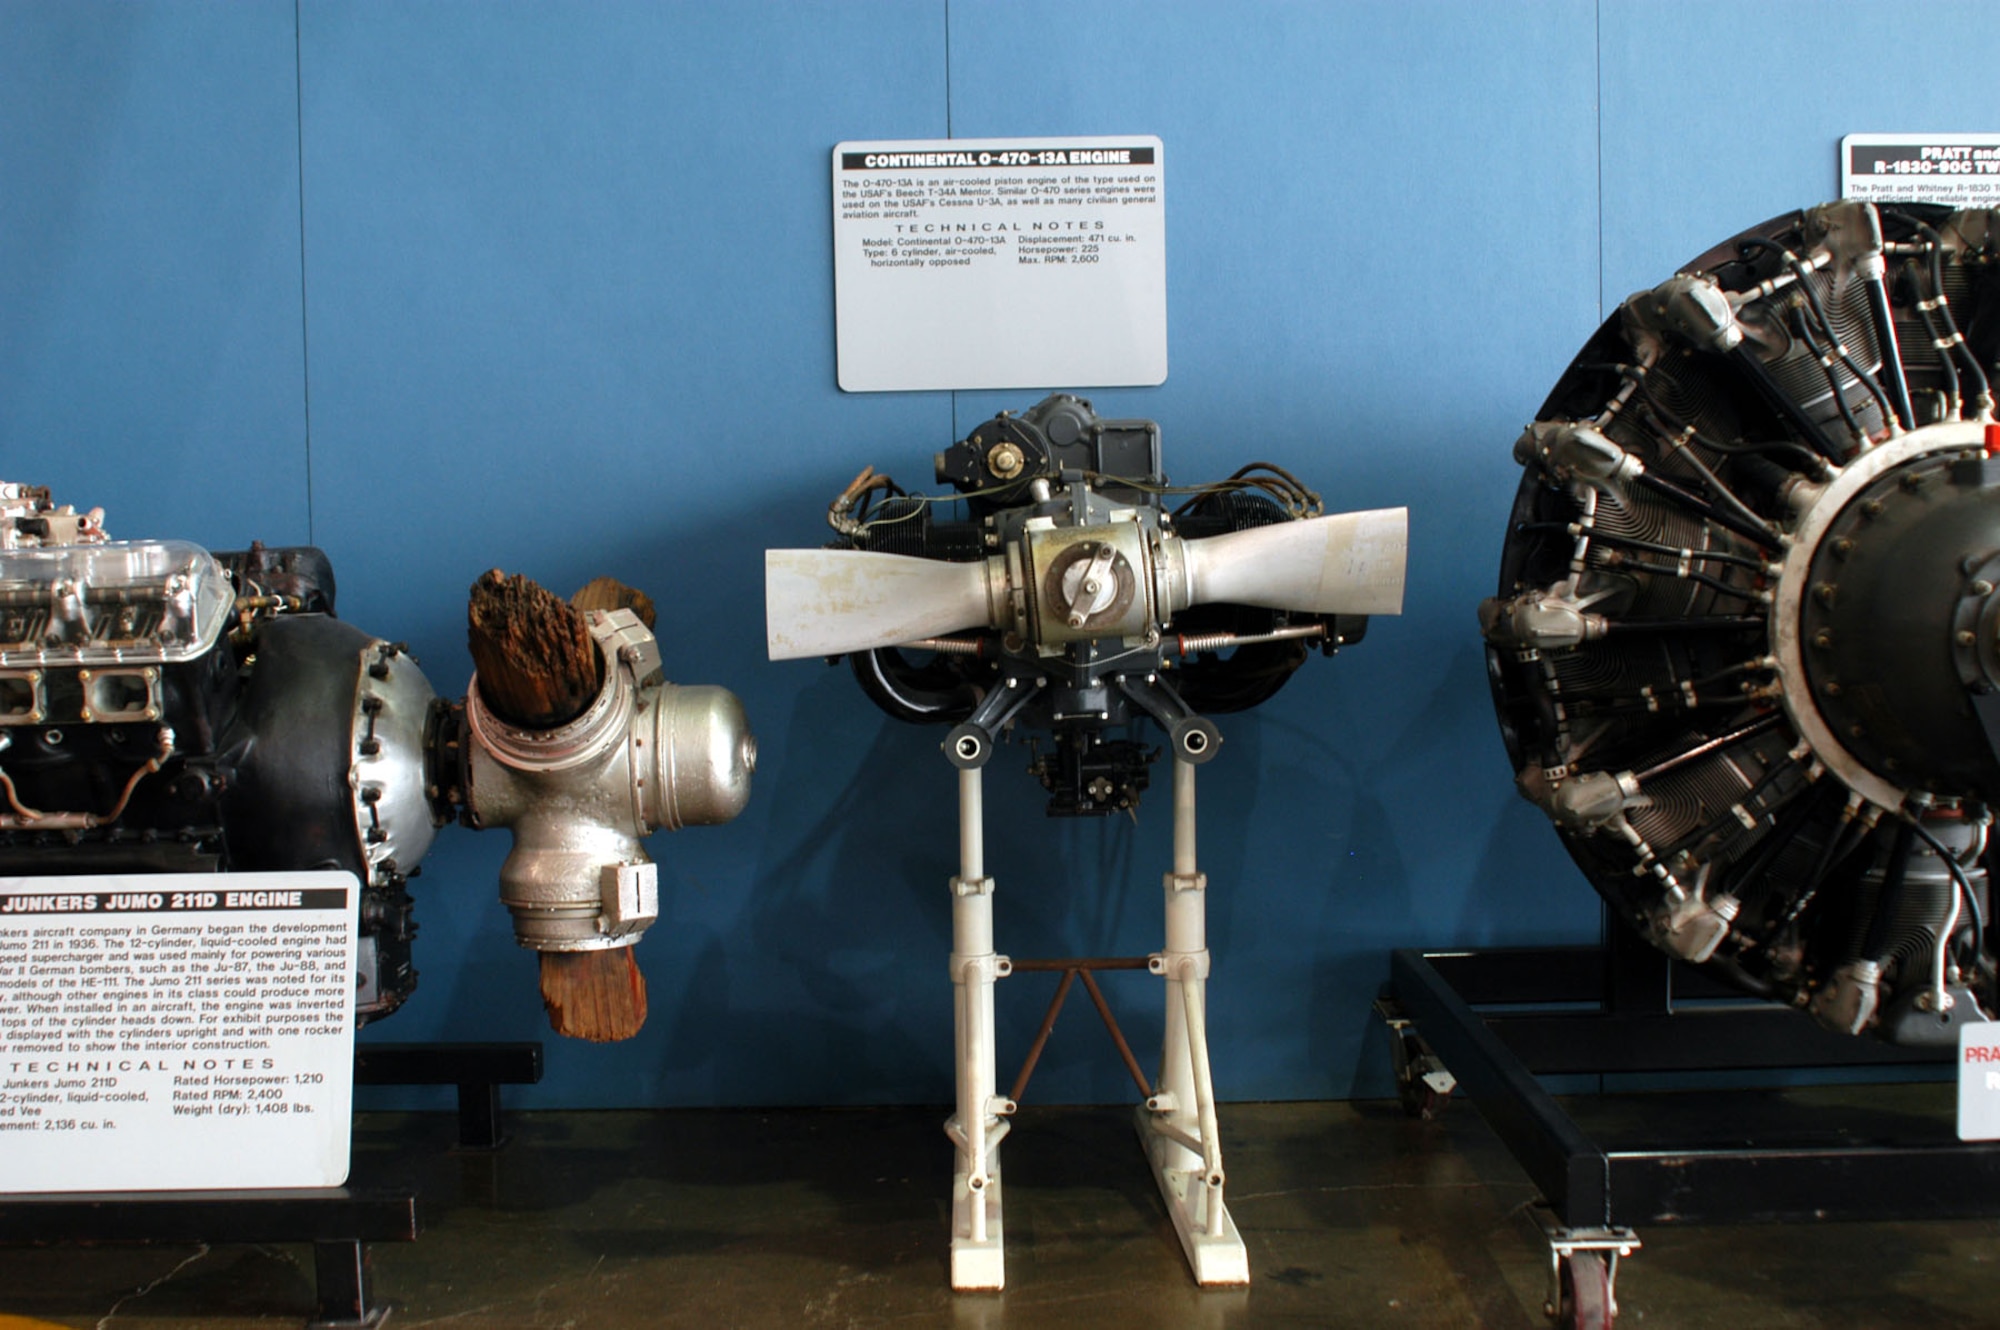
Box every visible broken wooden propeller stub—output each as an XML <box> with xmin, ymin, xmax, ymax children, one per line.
<box><xmin>467</xmin><ymin>568</ymin><xmax>603</xmax><ymax>730</ymax></box>
<box><xmin>571</xmin><ymin>575</ymin><xmax>658</xmax><ymax>630</ymax></box>
<box><xmin>538</xmin><ymin>946</ymin><xmax>649</xmax><ymax>1044</ymax></box>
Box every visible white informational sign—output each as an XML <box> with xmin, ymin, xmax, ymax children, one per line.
<box><xmin>0</xmin><ymin>871</ymin><xmax>359</xmax><ymax>1192</ymax></box>
<box><xmin>1959</xmin><ymin>1020</ymin><xmax>2000</xmax><ymax>1141</ymax></box>
<box><xmin>1843</xmin><ymin>133</ymin><xmax>2000</xmax><ymax>208</ymax></box>
<box><xmin>832</xmin><ymin>136</ymin><xmax>1167</xmax><ymax>392</ymax></box>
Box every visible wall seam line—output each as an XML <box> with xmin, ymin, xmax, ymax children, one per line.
<box><xmin>945</xmin><ymin>0</ymin><xmax>958</xmax><ymax>440</ymax></box>
<box><xmin>293</xmin><ymin>0</ymin><xmax>316</xmax><ymax>545</ymax></box>
<box><xmin>1594</xmin><ymin>0</ymin><xmax>1605</xmax><ymax>324</ymax></box>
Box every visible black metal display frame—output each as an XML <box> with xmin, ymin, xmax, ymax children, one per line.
<box><xmin>0</xmin><ymin>1040</ymin><xmax>542</xmax><ymax>1328</ymax></box>
<box><xmin>355</xmin><ymin>1039</ymin><xmax>544</xmax><ymax>1149</ymax></box>
<box><xmin>1387</xmin><ymin>925</ymin><xmax>2000</xmax><ymax>1229</ymax></box>
<box><xmin>0</xmin><ymin>1187</ymin><xmax>417</xmax><ymax>1329</ymax></box>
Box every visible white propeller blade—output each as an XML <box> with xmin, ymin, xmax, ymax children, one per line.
<box><xmin>767</xmin><ymin>506</ymin><xmax>1407</xmax><ymax>661</ymax></box>
<box><xmin>765</xmin><ymin>548</ymin><xmax>995</xmax><ymax>661</ymax></box>
<box><xmin>1176</xmin><ymin>506</ymin><xmax>1407</xmax><ymax>616</ymax></box>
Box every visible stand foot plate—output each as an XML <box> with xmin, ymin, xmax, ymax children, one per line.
<box><xmin>1135</xmin><ymin>1107</ymin><xmax>1247</xmax><ymax>1286</ymax></box>
<box><xmin>949</xmin><ymin>1163</ymin><xmax>1005</xmax><ymax>1290</ymax></box>
<box><xmin>308</xmin><ymin>1308</ymin><xmax>392</xmax><ymax>1330</ymax></box>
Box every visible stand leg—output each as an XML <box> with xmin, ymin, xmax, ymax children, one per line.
<box><xmin>309</xmin><ymin>1239</ymin><xmax>390</xmax><ymax>1329</ymax></box>
<box><xmin>456</xmin><ymin>1080</ymin><xmax>505</xmax><ymax>1149</ymax></box>
<box><xmin>1137</xmin><ymin>757</ymin><xmax>1248</xmax><ymax>1286</ymax></box>
<box><xmin>947</xmin><ymin>765</ymin><xmax>1012</xmax><ymax>1290</ymax></box>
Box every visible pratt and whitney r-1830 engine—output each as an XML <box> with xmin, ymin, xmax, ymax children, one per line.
<box><xmin>1486</xmin><ymin>201</ymin><xmax>2000</xmax><ymax>1044</ymax></box>
<box><xmin>0</xmin><ymin>482</ymin><xmax>754</xmax><ymax>1028</ymax></box>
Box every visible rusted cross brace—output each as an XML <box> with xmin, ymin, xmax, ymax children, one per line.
<box><xmin>1007</xmin><ymin>957</ymin><xmax>1154</xmax><ymax>1103</ymax></box>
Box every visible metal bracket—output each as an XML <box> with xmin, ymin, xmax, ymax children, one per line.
<box><xmin>1148</xmin><ymin>947</ymin><xmax>1211</xmax><ymax>981</ymax></box>
<box><xmin>598</xmin><ymin>860</ymin><xmax>658</xmax><ymax>937</ymax></box>
<box><xmin>586</xmin><ymin>606</ymin><xmax>661</xmax><ymax>685</ymax></box>
<box><xmin>1111</xmin><ymin>672</ymin><xmax>1221</xmax><ymax>764</ymax></box>
<box><xmin>945</xmin><ymin>674</ymin><xmax>1044</xmax><ymax>769</ymax></box>
<box><xmin>1373</xmin><ymin>996</ymin><xmax>1458</xmax><ymax>1116</ymax></box>
<box><xmin>950</xmin><ymin>952</ymin><xmax>1012</xmax><ymax>985</ymax></box>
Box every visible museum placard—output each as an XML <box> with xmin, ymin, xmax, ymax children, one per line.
<box><xmin>0</xmin><ymin>871</ymin><xmax>359</xmax><ymax>1192</ymax></box>
<box><xmin>1843</xmin><ymin>133</ymin><xmax>2000</xmax><ymax>208</ymax></box>
<box><xmin>1960</xmin><ymin>1020</ymin><xmax>2000</xmax><ymax>1141</ymax></box>
<box><xmin>832</xmin><ymin>135</ymin><xmax>1167</xmax><ymax>392</ymax></box>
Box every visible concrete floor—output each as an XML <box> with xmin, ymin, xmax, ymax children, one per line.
<box><xmin>2</xmin><ymin>1089</ymin><xmax>1998</xmax><ymax>1328</ymax></box>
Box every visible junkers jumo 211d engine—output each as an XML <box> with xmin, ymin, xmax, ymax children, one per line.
<box><xmin>1486</xmin><ymin>201</ymin><xmax>2000</xmax><ymax>1044</ymax></box>
<box><xmin>0</xmin><ymin>482</ymin><xmax>754</xmax><ymax>1027</ymax></box>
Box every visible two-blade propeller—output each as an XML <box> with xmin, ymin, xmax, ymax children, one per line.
<box><xmin>766</xmin><ymin>507</ymin><xmax>1407</xmax><ymax>661</ymax></box>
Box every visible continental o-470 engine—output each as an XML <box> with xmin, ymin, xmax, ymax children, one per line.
<box><xmin>771</xmin><ymin>394</ymin><xmax>1405</xmax><ymax>809</ymax></box>
<box><xmin>767</xmin><ymin>395</ymin><xmax>1406</xmax><ymax>1289</ymax></box>
<box><xmin>0</xmin><ymin>482</ymin><xmax>754</xmax><ymax>1032</ymax></box>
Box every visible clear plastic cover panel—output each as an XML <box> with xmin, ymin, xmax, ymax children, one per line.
<box><xmin>0</xmin><ymin>539</ymin><xmax>234</xmax><ymax>666</ymax></box>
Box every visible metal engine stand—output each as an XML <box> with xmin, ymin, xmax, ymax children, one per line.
<box><xmin>1382</xmin><ymin>924</ymin><xmax>2000</xmax><ymax>1327</ymax></box>
<box><xmin>946</xmin><ymin>749</ymin><xmax>1246</xmax><ymax>1290</ymax></box>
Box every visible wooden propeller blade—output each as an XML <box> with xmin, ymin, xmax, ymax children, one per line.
<box><xmin>538</xmin><ymin>948</ymin><xmax>649</xmax><ymax>1043</ymax></box>
<box><xmin>571</xmin><ymin>575</ymin><xmax>657</xmax><ymax>630</ymax></box>
<box><xmin>467</xmin><ymin>568</ymin><xmax>602</xmax><ymax>729</ymax></box>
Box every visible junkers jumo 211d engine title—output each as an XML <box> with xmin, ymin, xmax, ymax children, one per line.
<box><xmin>1486</xmin><ymin>201</ymin><xmax>2000</xmax><ymax>1044</ymax></box>
<box><xmin>767</xmin><ymin>395</ymin><xmax>1406</xmax><ymax>1290</ymax></box>
<box><xmin>0</xmin><ymin>482</ymin><xmax>754</xmax><ymax>1033</ymax></box>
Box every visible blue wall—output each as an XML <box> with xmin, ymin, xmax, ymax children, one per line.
<box><xmin>1</xmin><ymin>0</ymin><xmax>1987</xmax><ymax>1108</ymax></box>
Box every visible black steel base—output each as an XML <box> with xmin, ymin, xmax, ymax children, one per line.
<box><xmin>1389</xmin><ymin>930</ymin><xmax>2000</xmax><ymax>1228</ymax></box>
<box><xmin>355</xmin><ymin>1040</ymin><xmax>544</xmax><ymax>1148</ymax></box>
<box><xmin>0</xmin><ymin>1187</ymin><xmax>416</xmax><ymax>1328</ymax></box>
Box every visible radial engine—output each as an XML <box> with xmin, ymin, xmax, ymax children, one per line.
<box><xmin>0</xmin><ymin>482</ymin><xmax>754</xmax><ymax>1024</ymax></box>
<box><xmin>1484</xmin><ymin>201</ymin><xmax>2000</xmax><ymax>1044</ymax></box>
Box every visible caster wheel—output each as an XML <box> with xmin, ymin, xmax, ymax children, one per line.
<box><xmin>1557</xmin><ymin>1250</ymin><xmax>1614</xmax><ymax>1330</ymax></box>
<box><xmin>1396</xmin><ymin>1075</ymin><xmax>1450</xmax><ymax>1120</ymax></box>
<box><xmin>1392</xmin><ymin>1033</ymin><xmax>1454</xmax><ymax>1120</ymax></box>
